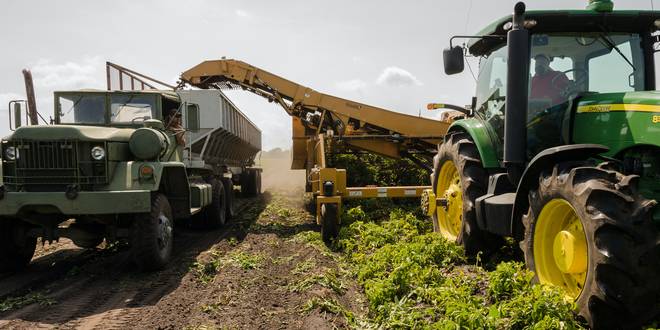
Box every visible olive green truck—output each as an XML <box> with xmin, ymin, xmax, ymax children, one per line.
<box><xmin>0</xmin><ymin>88</ymin><xmax>262</xmax><ymax>271</ymax></box>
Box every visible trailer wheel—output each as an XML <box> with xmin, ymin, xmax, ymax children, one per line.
<box><xmin>221</xmin><ymin>177</ymin><xmax>235</xmax><ymax>220</ymax></box>
<box><xmin>320</xmin><ymin>203</ymin><xmax>339</xmax><ymax>244</ymax></box>
<box><xmin>204</xmin><ymin>178</ymin><xmax>227</xmax><ymax>228</ymax></box>
<box><xmin>430</xmin><ymin>132</ymin><xmax>502</xmax><ymax>257</ymax></box>
<box><xmin>130</xmin><ymin>193</ymin><xmax>173</xmax><ymax>271</ymax></box>
<box><xmin>0</xmin><ymin>218</ymin><xmax>36</xmax><ymax>272</ymax></box>
<box><xmin>522</xmin><ymin>163</ymin><xmax>660</xmax><ymax>329</ymax></box>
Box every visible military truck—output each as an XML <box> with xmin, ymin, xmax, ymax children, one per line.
<box><xmin>0</xmin><ymin>88</ymin><xmax>262</xmax><ymax>271</ymax></box>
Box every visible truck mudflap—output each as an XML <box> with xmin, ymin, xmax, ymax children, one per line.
<box><xmin>0</xmin><ymin>190</ymin><xmax>152</xmax><ymax>215</ymax></box>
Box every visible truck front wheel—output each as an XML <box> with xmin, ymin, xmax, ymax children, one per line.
<box><xmin>0</xmin><ymin>218</ymin><xmax>36</xmax><ymax>272</ymax></box>
<box><xmin>130</xmin><ymin>193</ymin><xmax>174</xmax><ymax>271</ymax></box>
<box><xmin>522</xmin><ymin>163</ymin><xmax>660</xmax><ymax>328</ymax></box>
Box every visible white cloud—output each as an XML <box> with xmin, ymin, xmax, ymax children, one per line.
<box><xmin>335</xmin><ymin>79</ymin><xmax>367</xmax><ymax>92</ymax></box>
<box><xmin>376</xmin><ymin>66</ymin><xmax>423</xmax><ymax>87</ymax></box>
<box><xmin>31</xmin><ymin>56</ymin><xmax>103</xmax><ymax>90</ymax></box>
<box><xmin>235</xmin><ymin>9</ymin><xmax>251</xmax><ymax>18</ymax></box>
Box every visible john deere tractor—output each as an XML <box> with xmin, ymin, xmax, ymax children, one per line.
<box><xmin>423</xmin><ymin>1</ymin><xmax>660</xmax><ymax>327</ymax></box>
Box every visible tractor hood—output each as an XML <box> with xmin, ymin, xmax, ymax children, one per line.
<box><xmin>4</xmin><ymin>125</ymin><xmax>135</xmax><ymax>142</ymax></box>
<box><xmin>576</xmin><ymin>91</ymin><xmax>660</xmax><ymax>110</ymax></box>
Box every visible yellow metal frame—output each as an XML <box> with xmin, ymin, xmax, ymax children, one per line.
<box><xmin>181</xmin><ymin>59</ymin><xmax>444</xmax><ymax>224</ymax></box>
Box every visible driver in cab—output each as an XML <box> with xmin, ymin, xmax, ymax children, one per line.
<box><xmin>530</xmin><ymin>54</ymin><xmax>570</xmax><ymax>106</ymax></box>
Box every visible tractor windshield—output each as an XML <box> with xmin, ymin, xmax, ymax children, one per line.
<box><xmin>526</xmin><ymin>32</ymin><xmax>645</xmax><ymax>155</ymax></box>
<box><xmin>57</xmin><ymin>93</ymin><xmax>159</xmax><ymax>125</ymax></box>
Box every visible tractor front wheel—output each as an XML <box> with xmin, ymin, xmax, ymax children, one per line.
<box><xmin>430</xmin><ymin>132</ymin><xmax>502</xmax><ymax>257</ymax></box>
<box><xmin>0</xmin><ymin>218</ymin><xmax>36</xmax><ymax>272</ymax></box>
<box><xmin>522</xmin><ymin>163</ymin><xmax>660</xmax><ymax>329</ymax></box>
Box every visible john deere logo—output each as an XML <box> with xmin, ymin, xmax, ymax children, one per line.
<box><xmin>577</xmin><ymin>105</ymin><xmax>611</xmax><ymax>113</ymax></box>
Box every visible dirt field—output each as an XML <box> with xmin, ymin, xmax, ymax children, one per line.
<box><xmin>0</xmin><ymin>155</ymin><xmax>364</xmax><ymax>329</ymax></box>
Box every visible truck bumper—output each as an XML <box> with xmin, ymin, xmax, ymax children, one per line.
<box><xmin>0</xmin><ymin>190</ymin><xmax>152</xmax><ymax>215</ymax></box>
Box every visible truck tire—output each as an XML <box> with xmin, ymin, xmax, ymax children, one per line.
<box><xmin>204</xmin><ymin>178</ymin><xmax>227</xmax><ymax>228</ymax></box>
<box><xmin>430</xmin><ymin>132</ymin><xmax>503</xmax><ymax>257</ymax></box>
<box><xmin>220</xmin><ymin>177</ymin><xmax>235</xmax><ymax>220</ymax></box>
<box><xmin>241</xmin><ymin>170</ymin><xmax>259</xmax><ymax>197</ymax></box>
<box><xmin>0</xmin><ymin>218</ymin><xmax>36</xmax><ymax>272</ymax></box>
<box><xmin>130</xmin><ymin>193</ymin><xmax>174</xmax><ymax>271</ymax></box>
<box><xmin>522</xmin><ymin>162</ymin><xmax>660</xmax><ymax>329</ymax></box>
<box><xmin>320</xmin><ymin>203</ymin><xmax>339</xmax><ymax>244</ymax></box>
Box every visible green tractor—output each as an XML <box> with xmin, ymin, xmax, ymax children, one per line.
<box><xmin>424</xmin><ymin>1</ymin><xmax>660</xmax><ymax>327</ymax></box>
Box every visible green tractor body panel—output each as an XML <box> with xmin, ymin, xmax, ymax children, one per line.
<box><xmin>10</xmin><ymin>125</ymin><xmax>134</xmax><ymax>142</ymax></box>
<box><xmin>448</xmin><ymin>118</ymin><xmax>501</xmax><ymax>168</ymax></box>
<box><xmin>572</xmin><ymin>91</ymin><xmax>660</xmax><ymax>156</ymax></box>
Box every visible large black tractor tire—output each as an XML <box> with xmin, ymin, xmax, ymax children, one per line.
<box><xmin>130</xmin><ymin>193</ymin><xmax>174</xmax><ymax>271</ymax></box>
<box><xmin>320</xmin><ymin>203</ymin><xmax>339</xmax><ymax>244</ymax></box>
<box><xmin>220</xmin><ymin>177</ymin><xmax>235</xmax><ymax>221</ymax></box>
<box><xmin>430</xmin><ymin>132</ymin><xmax>503</xmax><ymax>258</ymax></box>
<box><xmin>204</xmin><ymin>178</ymin><xmax>227</xmax><ymax>229</ymax></box>
<box><xmin>522</xmin><ymin>162</ymin><xmax>660</xmax><ymax>329</ymax></box>
<box><xmin>0</xmin><ymin>218</ymin><xmax>37</xmax><ymax>273</ymax></box>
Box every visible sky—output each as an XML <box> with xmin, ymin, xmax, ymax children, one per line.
<box><xmin>0</xmin><ymin>0</ymin><xmax>657</xmax><ymax>150</ymax></box>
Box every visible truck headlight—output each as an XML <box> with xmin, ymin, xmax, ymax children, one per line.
<box><xmin>5</xmin><ymin>147</ymin><xmax>18</xmax><ymax>160</ymax></box>
<box><xmin>91</xmin><ymin>146</ymin><xmax>105</xmax><ymax>160</ymax></box>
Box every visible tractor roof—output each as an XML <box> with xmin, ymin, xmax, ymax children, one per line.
<box><xmin>468</xmin><ymin>10</ymin><xmax>659</xmax><ymax>55</ymax></box>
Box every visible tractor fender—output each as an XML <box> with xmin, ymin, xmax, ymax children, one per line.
<box><xmin>447</xmin><ymin>119</ymin><xmax>500</xmax><ymax>168</ymax></box>
<box><xmin>510</xmin><ymin>144</ymin><xmax>609</xmax><ymax>240</ymax></box>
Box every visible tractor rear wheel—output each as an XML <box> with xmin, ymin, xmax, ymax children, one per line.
<box><xmin>430</xmin><ymin>132</ymin><xmax>503</xmax><ymax>257</ymax></box>
<box><xmin>0</xmin><ymin>218</ymin><xmax>36</xmax><ymax>272</ymax></box>
<box><xmin>522</xmin><ymin>162</ymin><xmax>660</xmax><ymax>329</ymax></box>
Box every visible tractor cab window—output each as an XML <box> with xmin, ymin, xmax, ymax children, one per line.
<box><xmin>527</xmin><ymin>32</ymin><xmax>645</xmax><ymax>156</ymax></box>
<box><xmin>110</xmin><ymin>94</ymin><xmax>157</xmax><ymax>124</ymax></box>
<box><xmin>58</xmin><ymin>94</ymin><xmax>106</xmax><ymax>124</ymax></box>
<box><xmin>475</xmin><ymin>44</ymin><xmax>508</xmax><ymax>140</ymax></box>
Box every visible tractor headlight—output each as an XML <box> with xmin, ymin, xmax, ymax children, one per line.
<box><xmin>5</xmin><ymin>147</ymin><xmax>18</xmax><ymax>160</ymax></box>
<box><xmin>91</xmin><ymin>146</ymin><xmax>106</xmax><ymax>160</ymax></box>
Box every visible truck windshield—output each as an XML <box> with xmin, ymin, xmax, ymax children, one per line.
<box><xmin>110</xmin><ymin>94</ymin><xmax>157</xmax><ymax>123</ymax></box>
<box><xmin>58</xmin><ymin>94</ymin><xmax>105</xmax><ymax>124</ymax></box>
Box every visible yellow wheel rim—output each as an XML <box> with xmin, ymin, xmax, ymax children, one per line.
<box><xmin>534</xmin><ymin>198</ymin><xmax>588</xmax><ymax>300</ymax></box>
<box><xmin>435</xmin><ymin>160</ymin><xmax>463</xmax><ymax>241</ymax></box>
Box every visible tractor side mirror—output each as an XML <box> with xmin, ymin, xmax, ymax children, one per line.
<box><xmin>8</xmin><ymin>100</ymin><xmax>26</xmax><ymax>130</ymax></box>
<box><xmin>186</xmin><ymin>103</ymin><xmax>200</xmax><ymax>132</ymax></box>
<box><xmin>443</xmin><ymin>46</ymin><xmax>465</xmax><ymax>75</ymax></box>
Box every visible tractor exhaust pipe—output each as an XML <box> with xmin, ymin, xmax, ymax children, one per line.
<box><xmin>504</xmin><ymin>2</ymin><xmax>529</xmax><ymax>185</ymax></box>
<box><xmin>22</xmin><ymin>69</ymin><xmax>38</xmax><ymax>126</ymax></box>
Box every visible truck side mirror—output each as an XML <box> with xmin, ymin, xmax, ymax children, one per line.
<box><xmin>443</xmin><ymin>46</ymin><xmax>465</xmax><ymax>75</ymax></box>
<box><xmin>186</xmin><ymin>103</ymin><xmax>200</xmax><ymax>132</ymax></box>
<box><xmin>8</xmin><ymin>101</ymin><xmax>25</xmax><ymax>130</ymax></box>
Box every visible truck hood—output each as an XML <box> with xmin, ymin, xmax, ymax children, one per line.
<box><xmin>4</xmin><ymin>125</ymin><xmax>135</xmax><ymax>142</ymax></box>
<box><xmin>577</xmin><ymin>91</ymin><xmax>660</xmax><ymax>108</ymax></box>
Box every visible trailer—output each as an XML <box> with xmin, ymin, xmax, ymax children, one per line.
<box><xmin>0</xmin><ymin>62</ymin><xmax>262</xmax><ymax>272</ymax></box>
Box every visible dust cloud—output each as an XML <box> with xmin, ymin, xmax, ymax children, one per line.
<box><xmin>255</xmin><ymin>148</ymin><xmax>306</xmax><ymax>193</ymax></box>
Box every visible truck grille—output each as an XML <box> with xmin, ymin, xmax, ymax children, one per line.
<box><xmin>2</xmin><ymin>140</ymin><xmax>108</xmax><ymax>191</ymax></box>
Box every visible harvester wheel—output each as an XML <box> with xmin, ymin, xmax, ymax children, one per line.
<box><xmin>431</xmin><ymin>132</ymin><xmax>502</xmax><ymax>257</ymax></box>
<box><xmin>130</xmin><ymin>193</ymin><xmax>174</xmax><ymax>271</ymax></box>
<box><xmin>320</xmin><ymin>203</ymin><xmax>339</xmax><ymax>244</ymax></box>
<box><xmin>522</xmin><ymin>162</ymin><xmax>660</xmax><ymax>329</ymax></box>
<box><xmin>221</xmin><ymin>177</ymin><xmax>235</xmax><ymax>220</ymax></box>
<box><xmin>0</xmin><ymin>218</ymin><xmax>36</xmax><ymax>272</ymax></box>
<box><xmin>204</xmin><ymin>178</ymin><xmax>227</xmax><ymax>228</ymax></box>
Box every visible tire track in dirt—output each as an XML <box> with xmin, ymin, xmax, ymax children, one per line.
<box><xmin>0</xmin><ymin>197</ymin><xmax>260</xmax><ymax>329</ymax></box>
